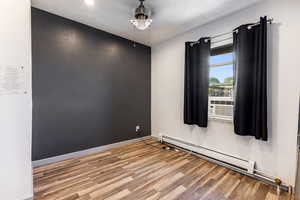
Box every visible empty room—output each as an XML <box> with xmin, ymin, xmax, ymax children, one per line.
<box><xmin>1</xmin><ymin>0</ymin><xmax>300</xmax><ymax>199</ymax></box>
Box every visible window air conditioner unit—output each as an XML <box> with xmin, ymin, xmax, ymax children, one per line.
<box><xmin>209</xmin><ymin>97</ymin><xmax>233</xmax><ymax>120</ymax></box>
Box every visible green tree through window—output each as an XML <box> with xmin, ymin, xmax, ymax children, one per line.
<box><xmin>209</xmin><ymin>77</ymin><xmax>220</xmax><ymax>85</ymax></box>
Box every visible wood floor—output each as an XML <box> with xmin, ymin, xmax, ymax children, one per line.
<box><xmin>33</xmin><ymin>139</ymin><xmax>293</xmax><ymax>200</ymax></box>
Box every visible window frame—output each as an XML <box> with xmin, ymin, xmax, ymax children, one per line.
<box><xmin>208</xmin><ymin>44</ymin><xmax>234</xmax><ymax>122</ymax></box>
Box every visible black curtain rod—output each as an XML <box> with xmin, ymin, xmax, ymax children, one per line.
<box><xmin>190</xmin><ymin>17</ymin><xmax>273</xmax><ymax>46</ymax></box>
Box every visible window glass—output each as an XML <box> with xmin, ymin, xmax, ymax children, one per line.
<box><xmin>210</xmin><ymin>65</ymin><xmax>233</xmax><ymax>86</ymax></box>
<box><xmin>208</xmin><ymin>50</ymin><xmax>234</xmax><ymax>120</ymax></box>
<box><xmin>210</xmin><ymin>52</ymin><xmax>233</xmax><ymax>65</ymax></box>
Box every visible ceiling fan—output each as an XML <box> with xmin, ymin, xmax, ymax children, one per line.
<box><xmin>130</xmin><ymin>0</ymin><xmax>153</xmax><ymax>30</ymax></box>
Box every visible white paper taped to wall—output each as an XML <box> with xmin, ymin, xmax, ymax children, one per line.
<box><xmin>0</xmin><ymin>65</ymin><xmax>26</xmax><ymax>95</ymax></box>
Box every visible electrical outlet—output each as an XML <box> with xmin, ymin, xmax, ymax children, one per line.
<box><xmin>136</xmin><ymin>126</ymin><xmax>141</xmax><ymax>134</ymax></box>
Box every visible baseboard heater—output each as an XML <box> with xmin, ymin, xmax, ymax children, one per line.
<box><xmin>160</xmin><ymin>135</ymin><xmax>291</xmax><ymax>193</ymax></box>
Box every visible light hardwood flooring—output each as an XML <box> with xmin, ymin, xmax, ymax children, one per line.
<box><xmin>33</xmin><ymin>139</ymin><xmax>293</xmax><ymax>200</ymax></box>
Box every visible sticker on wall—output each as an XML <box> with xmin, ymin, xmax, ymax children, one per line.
<box><xmin>0</xmin><ymin>66</ymin><xmax>26</xmax><ymax>95</ymax></box>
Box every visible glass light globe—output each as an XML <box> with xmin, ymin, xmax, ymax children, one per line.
<box><xmin>130</xmin><ymin>18</ymin><xmax>153</xmax><ymax>30</ymax></box>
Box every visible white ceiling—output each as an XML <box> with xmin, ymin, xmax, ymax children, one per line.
<box><xmin>31</xmin><ymin>0</ymin><xmax>263</xmax><ymax>46</ymax></box>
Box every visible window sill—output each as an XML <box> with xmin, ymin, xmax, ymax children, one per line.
<box><xmin>208</xmin><ymin>116</ymin><xmax>233</xmax><ymax>124</ymax></box>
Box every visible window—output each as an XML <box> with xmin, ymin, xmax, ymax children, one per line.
<box><xmin>209</xmin><ymin>45</ymin><xmax>234</xmax><ymax>121</ymax></box>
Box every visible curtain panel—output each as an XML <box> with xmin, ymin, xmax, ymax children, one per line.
<box><xmin>184</xmin><ymin>38</ymin><xmax>211</xmax><ymax>127</ymax></box>
<box><xmin>233</xmin><ymin>16</ymin><xmax>268</xmax><ymax>141</ymax></box>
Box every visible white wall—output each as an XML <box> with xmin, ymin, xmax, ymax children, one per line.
<box><xmin>152</xmin><ymin>0</ymin><xmax>300</xmax><ymax>186</ymax></box>
<box><xmin>0</xmin><ymin>0</ymin><xmax>33</xmax><ymax>199</ymax></box>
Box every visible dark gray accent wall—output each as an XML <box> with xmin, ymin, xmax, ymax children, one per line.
<box><xmin>31</xmin><ymin>8</ymin><xmax>151</xmax><ymax>161</ymax></box>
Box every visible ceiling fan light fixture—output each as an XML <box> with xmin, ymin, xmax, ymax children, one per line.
<box><xmin>84</xmin><ymin>0</ymin><xmax>94</xmax><ymax>6</ymax></box>
<box><xmin>130</xmin><ymin>0</ymin><xmax>152</xmax><ymax>30</ymax></box>
<box><xmin>130</xmin><ymin>19</ymin><xmax>153</xmax><ymax>31</ymax></box>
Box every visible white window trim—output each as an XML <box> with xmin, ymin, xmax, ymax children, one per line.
<box><xmin>208</xmin><ymin>116</ymin><xmax>233</xmax><ymax>123</ymax></box>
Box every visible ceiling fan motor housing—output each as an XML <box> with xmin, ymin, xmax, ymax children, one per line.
<box><xmin>135</xmin><ymin>0</ymin><xmax>149</xmax><ymax>20</ymax></box>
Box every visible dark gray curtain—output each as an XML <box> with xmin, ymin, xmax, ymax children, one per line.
<box><xmin>233</xmin><ymin>16</ymin><xmax>268</xmax><ymax>141</ymax></box>
<box><xmin>184</xmin><ymin>38</ymin><xmax>211</xmax><ymax>127</ymax></box>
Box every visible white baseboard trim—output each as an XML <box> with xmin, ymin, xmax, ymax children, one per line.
<box><xmin>32</xmin><ymin>136</ymin><xmax>151</xmax><ymax>167</ymax></box>
<box><xmin>24</xmin><ymin>197</ymin><xmax>33</xmax><ymax>200</ymax></box>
